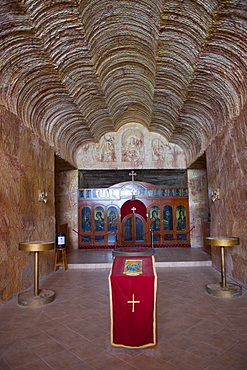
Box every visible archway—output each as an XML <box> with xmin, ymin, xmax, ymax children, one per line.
<box><xmin>120</xmin><ymin>200</ymin><xmax>148</xmax><ymax>245</ymax></box>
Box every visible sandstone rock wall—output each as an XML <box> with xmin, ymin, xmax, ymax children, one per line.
<box><xmin>187</xmin><ymin>169</ymin><xmax>209</xmax><ymax>248</ymax></box>
<box><xmin>55</xmin><ymin>169</ymin><xmax>78</xmax><ymax>250</ymax></box>
<box><xmin>0</xmin><ymin>107</ymin><xmax>55</xmax><ymax>303</ymax></box>
<box><xmin>206</xmin><ymin>106</ymin><xmax>247</xmax><ymax>289</ymax></box>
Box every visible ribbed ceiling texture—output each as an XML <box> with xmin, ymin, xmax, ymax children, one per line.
<box><xmin>1</xmin><ymin>0</ymin><xmax>247</xmax><ymax>167</ymax></box>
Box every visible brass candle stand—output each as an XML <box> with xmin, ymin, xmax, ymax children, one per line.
<box><xmin>18</xmin><ymin>241</ymin><xmax>56</xmax><ymax>306</ymax></box>
<box><xmin>205</xmin><ymin>237</ymin><xmax>242</xmax><ymax>298</ymax></box>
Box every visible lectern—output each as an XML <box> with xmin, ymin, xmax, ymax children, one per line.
<box><xmin>109</xmin><ymin>256</ymin><xmax>157</xmax><ymax>348</ymax></box>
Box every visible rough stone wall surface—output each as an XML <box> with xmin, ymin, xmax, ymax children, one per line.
<box><xmin>206</xmin><ymin>107</ymin><xmax>247</xmax><ymax>289</ymax></box>
<box><xmin>187</xmin><ymin>169</ymin><xmax>209</xmax><ymax>248</ymax></box>
<box><xmin>55</xmin><ymin>169</ymin><xmax>78</xmax><ymax>250</ymax></box>
<box><xmin>0</xmin><ymin>107</ymin><xmax>55</xmax><ymax>304</ymax></box>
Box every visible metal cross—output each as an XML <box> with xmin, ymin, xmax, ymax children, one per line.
<box><xmin>131</xmin><ymin>206</ymin><xmax>136</xmax><ymax>213</ymax></box>
<box><xmin>127</xmin><ymin>294</ymin><xmax>140</xmax><ymax>312</ymax></box>
<box><xmin>129</xmin><ymin>170</ymin><xmax>137</xmax><ymax>182</ymax></box>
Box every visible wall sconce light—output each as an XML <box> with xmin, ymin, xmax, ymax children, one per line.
<box><xmin>211</xmin><ymin>188</ymin><xmax>220</xmax><ymax>203</ymax></box>
<box><xmin>39</xmin><ymin>190</ymin><xmax>48</xmax><ymax>203</ymax></box>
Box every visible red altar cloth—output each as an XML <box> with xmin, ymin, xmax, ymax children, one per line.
<box><xmin>109</xmin><ymin>256</ymin><xmax>157</xmax><ymax>348</ymax></box>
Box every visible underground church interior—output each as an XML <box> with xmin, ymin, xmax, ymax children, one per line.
<box><xmin>0</xmin><ymin>0</ymin><xmax>247</xmax><ymax>368</ymax></box>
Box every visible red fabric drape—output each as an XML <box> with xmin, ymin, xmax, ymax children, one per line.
<box><xmin>109</xmin><ymin>256</ymin><xmax>157</xmax><ymax>348</ymax></box>
<box><xmin>121</xmin><ymin>200</ymin><xmax>147</xmax><ymax>221</ymax></box>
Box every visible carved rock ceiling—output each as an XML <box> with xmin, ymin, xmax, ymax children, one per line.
<box><xmin>1</xmin><ymin>0</ymin><xmax>247</xmax><ymax>167</ymax></box>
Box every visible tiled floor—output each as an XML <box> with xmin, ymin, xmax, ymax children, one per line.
<box><xmin>0</xmin><ymin>249</ymin><xmax>247</xmax><ymax>369</ymax></box>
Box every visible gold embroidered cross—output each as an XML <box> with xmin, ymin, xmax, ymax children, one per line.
<box><xmin>127</xmin><ymin>294</ymin><xmax>140</xmax><ymax>312</ymax></box>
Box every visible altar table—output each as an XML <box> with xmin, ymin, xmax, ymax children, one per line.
<box><xmin>109</xmin><ymin>255</ymin><xmax>157</xmax><ymax>348</ymax></box>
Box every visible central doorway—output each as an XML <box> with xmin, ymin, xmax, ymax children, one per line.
<box><xmin>120</xmin><ymin>200</ymin><xmax>148</xmax><ymax>245</ymax></box>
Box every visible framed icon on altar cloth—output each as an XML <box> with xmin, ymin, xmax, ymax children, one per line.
<box><xmin>123</xmin><ymin>260</ymin><xmax>143</xmax><ymax>275</ymax></box>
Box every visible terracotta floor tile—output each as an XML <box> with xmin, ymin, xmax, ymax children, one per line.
<box><xmin>69</xmin><ymin>341</ymin><xmax>107</xmax><ymax>360</ymax></box>
<box><xmin>149</xmin><ymin>343</ymin><xmax>187</xmax><ymax>362</ymax></box>
<box><xmin>34</xmin><ymin>319</ymin><xmax>61</xmax><ymax>331</ymax></box>
<box><xmin>156</xmin><ymin>362</ymin><xmax>180</xmax><ymax>370</ymax></box>
<box><xmin>126</xmin><ymin>352</ymin><xmax>166</xmax><ymax>370</ymax></box>
<box><xmin>166</xmin><ymin>332</ymin><xmax>201</xmax><ymax>350</ymax></box>
<box><xmin>226</xmin><ymin>314</ymin><xmax>247</xmax><ymax>326</ymax></box>
<box><xmin>234</xmin><ymin>324</ymin><xmax>247</xmax><ymax>335</ymax></box>
<box><xmin>107</xmin><ymin>361</ymin><xmax>139</xmax><ymax>370</ymax></box>
<box><xmin>0</xmin><ymin>321</ymin><xmax>29</xmax><ymax>334</ymax></box>
<box><xmin>68</xmin><ymin>361</ymin><xmax>95</xmax><ymax>369</ymax></box>
<box><xmin>1</xmin><ymin>339</ymin><xmax>29</xmax><ymax>357</ymax></box>
<box><xmin>21</xmin><ymin>332</ymin><xmax>55</xmax><ymax>347</ymax></box>
<box><xmin>187</xmin><ymin>341</ymin><xmax>224</xmax><ymax>361</ymax></box>
<box><xmin>208</xmin><ymin>350</ymin><xmax>247</xmax><ymax>370</ymax></box>
<box><xmin>229</xmin><ymin>341</ymin><xmax>247</xmax><ymax>359</ymax></box>
<box><xmin>3</xmin><ymin>347</ymin><xmax>40</xmax><ymax>368</ymax></box>
<box><xmin>169</xmin><ymin>350</ymin><xmax>209</xmax><ymax>369</ymax></box>
<box><xmin>0</xmin><ymin>358</ymin><xmax>11</xmax><ymax>370</ymax></box>
<box><xmin>15</xmin><ymin>359</ymin><xmax>53</xmax><ymax>370</ymax></box>
<box><xmin>45</xmin><ymin>326</ymin><xmax>91</xmax><ymax>349</ymax></box>
<box><xmin>203</xmin><ymin>332</ymin><xmax>238</xmax><ymax>351</ymax></box>
<box><xmin>0</xmin><ymin>336</ymin><xmax>20</xmax><ymax>357</ymax></box>
<box><xmin>83</xmin><ymin>350</ymin><xmax>123</xmax><ymax>370</ymax></box>
<box><xmin>31</xmin><ymin>340</ymin><xmax>65</xmax><ymax>357</ymax></box>
<box><xmin>104</xmin><ymin>345</ymin><xmax>143</xmax><ymax>361</ymax></box>
<box><xmin>203</xmin><ymin>363</ymin><xmax>227</xmax><ymax>370</ymax></box>
<box><xmin>18</xmin><ymin>325</ymin><xmax>44</xmax><ymax>339</ymax></box>
<box><xmin>216</xmin><ymin>327</ymin><xmax>245</xmax><ymax>342</ymax></box>
<box><xmin>43</xmin><ymin>349</ymin><xmax>84</xmax><ymax>370</ymax></box>
<box><xmin>0</xmin><ymin>250</ymin><xmax>246</xmax><ymax>370</ymax></box>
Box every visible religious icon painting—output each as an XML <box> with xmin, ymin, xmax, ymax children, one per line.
<box><xmin>94</xmin><ymin>234</ymin><xmax>104</xmax><ymax>243</ymax></box>
<box><xmin>86</xmin><ymin>189</ymin><xmax>91</xmax><ymax>198</ymax></box>
<box><xmin>150</xmin><ymin>206</ymin><xmax>160</xmax><ymax>231</ymax></box>
<box><xmin>176</xmin><ymin>205</ymin><xmax>186</xmax><ymax>231</ymax></box>
<box><xmin>123</xmin><ymin>260</ymin><xmax>143</xmax><ymax>275</ymax></box>
<box><xmin>163</xmin><ymin>205</ymin><xmax>173</xmax><ymax>230</ymax></box>
<box><xmin>108</xmin><ymin>206</ymin><xmax>118</xmax><ymax>232</ymax></box>
<box><xmin>168</xmin><ymin>188</ymin><xmax>174</xmax><ymax>196</ymax></box>
<box><xmin>182</xmin><ymin>188</ymin><xmax>188</xmax><ymax>196</ymax></box>
<box><xmin>135</xmin><ymin>217</ymin><xmax>144</xmax><ymax>242</ymax></box>
<box><xmin>153</xmin><ymin>189</ymin><xmax>160</xmax><ymax>197</ymax></box>
<box><xmin>82</xmin><ymin>236</ymin><xmax>91</xmax><ymax>243</ymax></box>
<box><xmin>164</xmin><ymin>234</ymin><xmax>174</xmax><ymax>241</ymax></box>
<box><xmin>177</xmin><ymin>234</ymin><xmax>187</xmax><ymax>241</ymax></box>
<box><xmin>94</xmin><ymin>206</ymin><xmax>104</xmax><ymax>232</ymax></box>
<box><xmin>78</xmin><ymin>190</ymin><xmax>84</xmax><ymax>198</ymax></box>
<box><xmin>162</xmin><ymin>189</ymin><xmax>167</xmax><ymax>196</ymax></box>
<box><xmin>124</xmin><ymin>217</ymin><xmax>133</xmax><ymax>241</ymax></box>
<box><xmin>81</xmin><ymin>207</ymin><xmax>91</xmax><ymax>232</ymax></box>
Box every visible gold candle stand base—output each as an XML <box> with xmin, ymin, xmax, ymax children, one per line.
<box><xmin>18</xmin><ymin>289</ymin><xmax>56</xmax><ymax>306</ymax></box>
<box><xmin>206</xmin><ymin>283</ymin><xmax>242</xmax><ymax>298</ymax></box>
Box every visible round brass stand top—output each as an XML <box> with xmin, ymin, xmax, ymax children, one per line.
<box><xmin>19</xmin><ymin>241</ymin><xmax>54</xmax><ymax>252</ymax></box>
<box><xmin>205</xmin><ymin>237</ymin><xmax>239</xmax><ymax>247</ymax></box>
